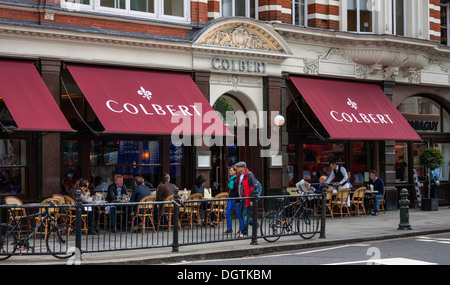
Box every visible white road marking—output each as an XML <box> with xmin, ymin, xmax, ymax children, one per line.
<box><xmin>324</xmin><ymin>258</ymin><xmax>438</xmax><ymax>265</ymax></box>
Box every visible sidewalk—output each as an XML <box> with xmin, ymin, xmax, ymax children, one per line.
<box><xmin>2</xmin><ymin>207</ymin><xmax>450</xmax><ymax>265</ymax></box>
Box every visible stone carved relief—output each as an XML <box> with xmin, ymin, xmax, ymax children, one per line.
<box><xmin>210</xmin><ymin>74</ymin><xmax>263</xmax><ymax>92</ymax></box>
<box><xmin>198</xmin><ymin>24</ymin><xmax>284</xmax><ymax>52</ymax></box>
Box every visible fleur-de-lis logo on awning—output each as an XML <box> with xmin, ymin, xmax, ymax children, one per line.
<box><xmin>138</xmin><ymin>86</ymin><xmax>152</xmax><ymax>100</ymax></box>
<box><xmin>347</xmin><ymin>98</ymin><xmax>358</xmax><ymax>110</ymax></box>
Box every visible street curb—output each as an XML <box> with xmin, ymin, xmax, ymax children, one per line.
<box><xmin>83</xmin><ymin>228</ymin><xmax>450</xmax><ymax>265</ymax></box>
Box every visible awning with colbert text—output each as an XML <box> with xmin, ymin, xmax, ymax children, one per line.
<box><xmin>289</xmin><ymin>76</ymin><xmax>421</xmax><ymax>141</ymax></box>
<box><xmin>66</xmin><ymin>64</ymin><xmax>232</xmax><ymax>136</ymax></box>
<box><xmin>0</xmin><ymin>59</ymin><xmax>73</xmax><ymax>132</ymax></box>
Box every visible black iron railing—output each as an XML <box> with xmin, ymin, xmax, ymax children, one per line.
<box><xmin>0</xmin><ymin>189</ymin><xmax>326</xmax><ymax>260</ymax></box>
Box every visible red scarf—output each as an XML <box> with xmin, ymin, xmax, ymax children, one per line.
<box><xmin>239</xmin><ymin>169</ymin><xmax>254</xmax><ymax>207</ymax></box>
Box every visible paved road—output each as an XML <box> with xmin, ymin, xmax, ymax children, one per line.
<box><xmin>171</xmin><ymin>233</ymin><xmax>450</xmax><ymax>265</ymax></box>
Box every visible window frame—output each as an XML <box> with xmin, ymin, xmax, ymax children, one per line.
<box><xmin>61</xmin><ymin>0</ymin><xmax>191</xmax><ymax>23</ymax></box>
<box><xmin>292</xmin><ymin>0</ymin><xmax>308</xmax><ymax>27</ymax></box>
<box><xmin>442</xmin><ymin>2</ymin><xmax>450</xmax><ymax>46</ymax></box>
<box><xmin>392</xmin><ymin>0</ymin><xmax>407</xmax><ymax>36</ymax></box>
<box><xmin>221</xmin><ymin>0</ymin><xmax>259</xmax><ymax>20</ymax></box>
<box><xmin>346</xmin><ymin>0</ymin><xmax>376</xmax><ymax>34</ymax></box>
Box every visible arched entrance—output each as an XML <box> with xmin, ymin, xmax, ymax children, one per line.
<box><xmin>210</xmin><ymin>91</ymin><xmax>263</xmax><ymax>194</ymax></box>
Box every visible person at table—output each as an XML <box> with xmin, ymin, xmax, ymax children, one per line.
<box><xmin>156</xmin><ymin>173</ymin><xmax>177</xmax><ymax>201</ymax></box>
<box><xmin>310</xmin><ymin>175</ymin><xmax>328</xmax><ymax>195</ymax></box>
<box><xmin>191</xmin><ymin>175</ymin><xmax>207</xmax><ymax>195</ymax></box>
<box><xmin>106</xmin><ymin>174</ymin><xmax>128</xmax><ymax>202</ymax></box>
<box><xmin>106</xmin><ymin>174</ymin><xmax>128</xmax><ymax>232</ymax></box>
<box><xmin>130</xmin><ymin>176</ymin><xmax>151</xmax><ymax>231</ymax></box>
<box><xmin>130</xmin><ymin>176</ymin><xmax>151</xmax><ymax>211</ymax></box>
<box><xmin>364</xmin><ymin>170</ymin><xmax>385</xmax><ymax>216</ymax></box>
<box><xmin>326</xmin><ymin>161</ymin><xmax>350</xmax><ymax>191</ymax></box>
<box><xmin>76</xmin><ymin>178</ymin><xmax>98</xmax><ymax>235</ymax></box>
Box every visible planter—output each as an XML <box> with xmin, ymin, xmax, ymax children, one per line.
<box><xmin>421</xmin><ymin>198</ymin><xmax>439</xmax><ymax>211</ymax></box>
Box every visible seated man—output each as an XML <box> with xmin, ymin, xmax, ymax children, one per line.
<box><xmin>364</xmin><ymin>170</ymin><xmax>385</xmax><ymax>216</ymax></box>
<box><xmin>310</xmin><ymin>175</ymin><xmax>328</xmax><ymax>195</ymax></box>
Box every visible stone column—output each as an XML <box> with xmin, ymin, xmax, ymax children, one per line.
<box><xmin>40</xmin><ymin>58</ymin><xmax>62</xmax><ymax>198</ymax></box>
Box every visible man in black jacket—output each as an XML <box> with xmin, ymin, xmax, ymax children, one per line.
<box><xmin>106</xmin><ymin>174</ymin><xmax>128</xmax><ymax>232</ymax></box>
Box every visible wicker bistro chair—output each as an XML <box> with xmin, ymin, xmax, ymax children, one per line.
<box><xmin>350</xmin><ymin>187</ymin><xmax>367</xmax><ymax>216</ymax></box>
<box><xmin>318</xmin><ymin>189</ymin><xmax>334</xmax><ymax>220</ymax></box>
<box><xmin>34</xmin><ymin>197</ymin><xmax>61</xmax><ymax>239</ymax></box>
<box><xmin>56</xmin><ymin>195</ymin><xmax>88</xmax><ymax>234</ymax></box>
<box><xmin>158</xmin><ymin>195</ymin><xmax>182</xmax><ymax>231</ymax></box>
<box><xmin>131</xmin><ymin>195</ymin><xmax>156</xmax><ymax>233</ymax></box>
<box><xmin>5</xmin><ymin>196</ymin><xmax>31</xmax><ymax>231</ymax></box>
<box><xmin>369</xmin><ymin>187</ymin><xmax>386</xmax><ymax>214</ymax></box>
<box><xmin>206</xmin><ymin>192</ymin><xmax>229</xmax><ymax>226</ymax></box>
<box><xmin>179</xmin><ymin>193</ymin><xmax>203</xmax><ymax>229</ymax></box>
<box><xmin>332</xmin><ymin>188</ymin><xmax>351</xmax><ymax>218</ymax></box>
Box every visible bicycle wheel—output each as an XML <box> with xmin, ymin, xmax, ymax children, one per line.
<box><xmin>46</xmin><ymin>224</ymin><xmax>76</xmax><ymax>259</ymax></box>
<box><xmin>0</xmin><ymin>224</ymin><xmax>16</xmax><ymax>261</ymax></box>
<box><xmin>297</xmin><ymin>208</ymin><xmax>319</xmax><ymax>240</ymax></box>
<box><xmin>260</xmin><ymin>211</ymin><xmax>285</xmax><ymax>243</ymax></box>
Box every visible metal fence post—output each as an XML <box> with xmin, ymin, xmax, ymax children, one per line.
<box><xmin>250</xmin><ymin>189</ymin><xmax>259</xmax><ymax>245</ymax></box>
<box><xmin>172</xmin><ymin>187</ymin><xmax>180</xmax><ymax>252</ymax></box>
<box><xmin>75</xmin><ymin>189</ymin><xmax>83</xmax><ymax>257</ymax></box>
<box><xmin>320</xmin><ymin>184</ymin><xmax>327</xmax><ymax>239</ymax></box>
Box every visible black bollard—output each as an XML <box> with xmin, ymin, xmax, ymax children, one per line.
<box><xmin>172</xmin><ymin>187</ymin><xmax>180</xmax><ymax>252</ymax></box>
<box><xmin>75</xmin><ymin>189</ymin><xmax>83</xmax><ymax>257</ymax></box>
<box><xmin>398</xmin><ymin>188</ymin><xmax>412</xmax><ymax>230</ymax></box>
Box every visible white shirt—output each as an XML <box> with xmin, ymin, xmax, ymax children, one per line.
<box><xmin>326</xmin><ymin>165</ymin><xmax>348</xmax><ymax>186</ymax></box>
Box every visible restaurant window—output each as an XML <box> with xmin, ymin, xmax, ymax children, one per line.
<box><xmin>90</xmin><ymin>140</ymin><xmax>161</xmax><ymax>189</ymax></box>
<box><xmin>413</xmin><ymin>142</ymin><xmax>426</xmax><ymax>182</ymax></box>
<box><xmin>395</xmin><ymin>142</ymin><xmax>408</xmax><ymax>183</ymax></box>
<box><xmin>170</xmin><ymin>142</ymin><xmax>183</xmax><ymax>188</ymax></box>
<box><xmin>351</xmin><ymin>142</ymin><xmax>369</xmax><ymax>185</ymax></box>
<box><xmin>62</xmin><ymin>139</ymin><xmax>80</xmax><ymax>193</ymax></box>
<box><xmin>222</xmin><ymin>0</ymin><xmax>258</xmax><ymax>19</ymax></box>
<box><xmin>434</xmin><ymin>143</ymin><xmax>450</xmax><ymax>181</ymax></box>
<box><xmin>393</xmin><ymin>0</ymin><xmax>406</xmax><ymax>36</ymax></box>
<box><xmin>444</xmin><ymin>108</ymin><xmax>450</xmax><ymax>132</ymax></box>
<box><xmin>292</xmin><ymin>0</ymin><xmax>307</xmax><ymax>26</ymax></box>
<box><xmin>347</xmin><ymin>0</ymin><xmax>374</xmax><ymax>33</ymax></box>
<box><xmin>0</xmin><ymin>139</ymin><xmax>27</xmax><ymax>196</ymax></box>
<box><xmin>303</xmin><ymin>143</ymin><xmax>345</xmax><ymax>181</ymax></box>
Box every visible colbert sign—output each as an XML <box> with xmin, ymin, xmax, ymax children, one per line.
<box><xmin>289</xmin><ymin>76</ymin><xmax>421</xmax><ymax>141</ymax></box>
<box><xmin>212</xmin><ymin>57</ymin><xmax>267</xmax><ymax>73</ymax></box>
<box><xmin>66</xmin><ymin>64</ymin><xmax>231</xmax><ymax>136</ymax></box>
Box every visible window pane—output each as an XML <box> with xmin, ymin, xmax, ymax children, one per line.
<box><xmin>442</xmin><ymin>5</ymin><xmax>448</xmax><ymax>45</ymax></box>
<box><xmin>303</xmin><ymin>143</ymin><xmax>345</xmax><ymax>181</ymax></box>
<box><xmin>164</xmin><ymin>0</ymin><xmax>184</xmax><ymax>17</ymax></box>
<box><xmin>360</xmin><ymin>0</ymin><xmax>372</xmax><ymax>32</ymax></box>
<box><xmin>395</xmin><ymin>142</ymin><xmax>408</xmax><ymax>182</ymax></box>
<box><xmin>235</xmin><ymin>0</ymin><xmax>246</xmax><ymax>16</ymax></box>
<box><xmin>435</xmin><ymin>143</ymin><xmax>449</xmax><ymax>181</ymax></box>
<box><xmin>394</xmin><ymin>0</ymin><xmax>405</xmax><ymax>35</ymax></box>
<box><xmin>444</xmin><ymin>108</ymin><xmax>450</xmax><ymax>133</ymax></box>
<box><xmin>222</xmin><ymin>0</ymin><xmax>233</xmax><ymax>17</ymax></box>
<box><xmin>0</xmin><ymin>139</ymin><xmax>27</xmax><ymax>195</ymax></box>
<box><xmin>100</xmin><ymin>0</ymin><xmax>125</xmax><ymax>9</ymax></box>
<box><xmin>347</xmin><ymin>0</ymin><xmax>357</xmax><ymax>31</ymax></box>
<box><xmin>65</xmin><ymin>0</ymin><xmax>90</xmax><ymax>4</ymax></box>
<box><xmin>352</xmin><ymin>142</ymin><xmax>369</xmax><ymax>185</ymax></box>
<box><xmin>131</xmin><ymin>0</ymin><xmax>154</xmax><ymax>13</ymax></box>
<box><xmin>294</xmin><ymin>0</ymin><xmax>305</xmax><ymax>26</ymax></box>
<box><xmin>249</xmin><ymin>0</ymin><xmax>257</xmax><ymax>19</ymax></box>
<box><xmin>413</xmin><ymin>143</ymin><xmax>426</xmax><ymax>182</ymax></box>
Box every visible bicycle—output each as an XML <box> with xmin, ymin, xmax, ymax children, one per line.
<box><xmin>260</xmin><ymin>193</ymin><xmax>320</xmax><ymax>242</ymax></box>
<box><xmin>0</xmin><ymin>201</ymin><xmax>75</xmax><ymax>261</ymax></box>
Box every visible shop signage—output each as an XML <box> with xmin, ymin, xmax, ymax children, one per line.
<box><xmin>211</xmin><ymin>57</ymin><xmax>267</xmax><ymax>73</ymax></box>
<box><xmin>408</xmin><ymin>120</ymin><xmax>439</xmax><ymax>131</ymax></box>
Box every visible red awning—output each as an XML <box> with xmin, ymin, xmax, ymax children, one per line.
<box><xmin>289</xmin><ymin>76</ymin><xmax>421</xmax><ymax>141</ymax></box>
<box><xmin>66</xmin><ymin>64</ymin><xmax>232</xmax><ymax>137</ymax></box>
<box><xmin>0</xmin><ymin>60</ymin><xmax>72</xmax><ymax>132</ymax></box>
